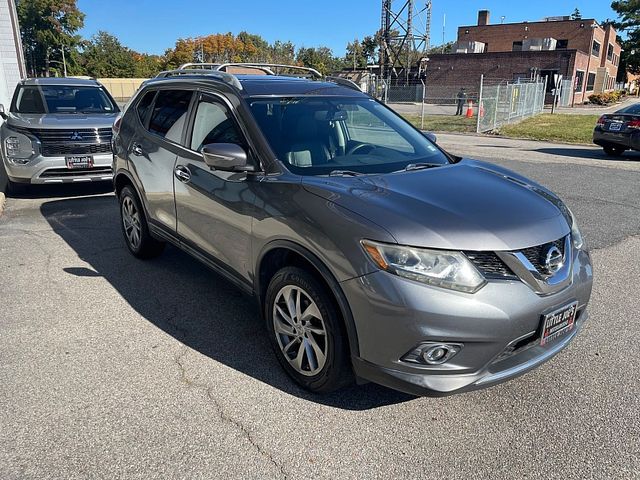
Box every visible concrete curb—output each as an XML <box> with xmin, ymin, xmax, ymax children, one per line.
<box><xmin>0</xmin><ymin>191</ymin><xmax>5</xmax><ymax>217</ymax></box>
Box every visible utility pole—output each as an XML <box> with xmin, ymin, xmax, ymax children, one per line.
<box><xmin>61</xmin><ymin>43</ymin><xmax>67</xmax><ymax>77</ymax></box>
<box><xmin>442</xmin><ymin>14</ymin><xmax>446</xmax><ymax>54</ymax></box>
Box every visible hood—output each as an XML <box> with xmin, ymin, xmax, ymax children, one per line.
<box><xmin>302</xmin><ymin>159</ymin><xmax>570</xmax><ymax>251</ymax></box>
<box><xmin>7</xmin><ymin>112</ymin><xmax>118</xmax><ymax>130</ymax></box>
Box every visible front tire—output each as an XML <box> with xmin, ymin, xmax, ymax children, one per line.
<box><xmin>6</xmin><ymin>180</ymin><xmax>27</xmax><ymax>196</ymax></box>
<box><xmin>118</xmin><ymin>185</ymin><xmax>165</xmax><ymax>259</ymax></box>
<box><xmin>603</xmin><ymin>145</ymin><xmax>625</xmax><ymax>157</ymax></box>
<box><xmin>265</xmin><ymin>266</ymin><xmax>352</xmax><ymax>393</ymax></box>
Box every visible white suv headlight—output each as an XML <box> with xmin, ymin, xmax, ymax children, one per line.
<box><xmin>361</xmin><ymin>240</ymin><xmax>486</xmax><ymax>293</ymax></box>
<box><xmin>4</xmin><ymin>131</ymin><xmax>34</xmax><ymax>165</ymax></box>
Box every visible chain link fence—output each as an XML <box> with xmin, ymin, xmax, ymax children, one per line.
<box><xmin>476</xmin><ymin>76</ymin><xmax>546</xmax><ymax>133</ymax></box>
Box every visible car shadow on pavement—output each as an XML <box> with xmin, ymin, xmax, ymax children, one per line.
<box><xmin>6</xmin><ymin>182</ymin><xmax>114</xmax><ymax>200</ymax></box>
<box><xmin>40</xmin><ymin>195</ymin><xmax>414</xmax><ymax>411</ymax></box>
<box><xmin>533</xmin><ymin>147</ymin><xmax>640</xmax><ymax>162</ymax></box>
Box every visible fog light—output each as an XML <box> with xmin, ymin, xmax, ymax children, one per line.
<box><xmin>401</xmin><ymin>342</ymin><xmax>462</xmax><ymax>365</ymax></box>
<box><xmin>424</xmin><ymin>345</ymin><xmax>449</xmax><ymax>363</ymax></box>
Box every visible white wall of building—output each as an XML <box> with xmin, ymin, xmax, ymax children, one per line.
<box><xmin>0</xmin><ymin>0</ymin><xmax>25</xmax><ymax>108</ymax></box>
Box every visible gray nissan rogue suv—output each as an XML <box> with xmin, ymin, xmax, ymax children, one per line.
<box><xmin>1</xmin><ymin>77</ymin><xmax>119</xmax><ymax>192</ymax></box>
<box><xmin>113</xmin><ymin>64</ymin><xmax>593</xmax><ymax>395</ymax></box>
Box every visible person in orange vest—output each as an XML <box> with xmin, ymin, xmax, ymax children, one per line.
<box><xmin>455</xmin><ymin>87</ymin><xmax>467</xmax><ymax>115</ymax></box>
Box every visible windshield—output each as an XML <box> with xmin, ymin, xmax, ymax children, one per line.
<box><xmin>11</xmin><ymin>85</ymin><xmax>118</xmax><ymax>114</ymax></box>
<box><xmin>248</xmin><ymin>96</ymin><xmax>449</xmax><ymax>175</ymax></box>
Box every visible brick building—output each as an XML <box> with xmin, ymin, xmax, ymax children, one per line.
<box><xmin>425</xmin><ymin>10</ymin><xmax>622</xmax><ymax>104</ymax></box>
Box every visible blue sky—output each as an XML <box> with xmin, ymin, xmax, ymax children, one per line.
<box><xmin>78</xmin><ymin>0</ymin><xmax>619</xmax><ymax>56</ymax></box>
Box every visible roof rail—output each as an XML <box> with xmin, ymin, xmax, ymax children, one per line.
<box><xmin>155</xmin><ymin>68</ymin><xmax>243</xmax><ymax>90</ymax></box>
<box><xmin>178</xmin><ymin>63</ymin><xmax>221</xmax><ymax>70</ymax></box>
<box><xmin>215</xmin><ymin>63</ymin><xmax>322</xmax><ymax>79</ymax></box>
<box><xmin>158</xmin><ymin>63</ymin><xmax>363</xmax><ymax>93</ymax></box>
<box><xmin>324</xmin><ymin>76</ymin><xmax>363</xmax><ymax>92</ymax></box>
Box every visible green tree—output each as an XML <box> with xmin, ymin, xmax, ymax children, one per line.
<box><xmin>296</xmin><ymin>46</ymin><xmax>344</xmax><ymax>75</ymax></box>
<box><xmin>17</xmin><ymin>0</ymin><xmax>85</xmax><ymax>77</ymax></box>
<box><xmin>611</xmin><ymin>0</ymin><xmax>640</xmax><ymax>75</ymax></box>
<box><xmin>81</xmin><ymin>31</ymin><xmax>136</xmax><ymax>77</ymax></box>
<box><xmin>270</xmin><ymin>40</ymin><xmax>295</xmax><ymax>64</ymax></box>
<box><xmin>132</xmin><ymin>53</ymin><xmax>164</xmax><ymax>78</ymax></box>
<box><xmin>361</xmin><ymin>36</ymin><xmax>378</xmax><ymax>65</ymax></box>
<box><xmin>570</xmin><ymin>8</ymin><xmax>582</xmax><ymax>20</ymax></box>
<box><xmin>346</xmin><ymin>38</ymin><xmax>365</xmax><ymax>69</ymax></box>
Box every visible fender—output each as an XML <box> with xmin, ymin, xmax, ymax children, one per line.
<box><xmin>255</xmin><ymin>239</ymin><xmax>360</xmax><ymax>358</ymax></box>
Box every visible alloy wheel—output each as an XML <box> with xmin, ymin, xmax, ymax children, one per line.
<box><xmin>272</xmin><ymin>285</ymin><xmax>328</xmax><ymax>376</ymax></box>
<box><xmin>122</xmin><ymin>196</ymin><xmax>142</xmax><ymax>250</ymax></box>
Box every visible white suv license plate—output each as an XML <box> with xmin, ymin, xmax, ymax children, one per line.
<box><xmin>66</xmin><ymin>155</ymin><xmax>94</xmax><ymax>169</ymax></box>
<box><xmin>540</xmin><ymin>301</ymin><xmax>578</xmax><ymax>346</ymax></box>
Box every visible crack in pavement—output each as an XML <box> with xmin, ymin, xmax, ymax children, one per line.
<box><xmin>172</xmin><ymin>346</ymin><xmax>288</xmax><ymax>479</ymax></box>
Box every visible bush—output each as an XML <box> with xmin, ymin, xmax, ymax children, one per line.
<box><xmin>588</xmin><ymin>90</ymin><xmax>626</xmax><ymax>105</ymax></box>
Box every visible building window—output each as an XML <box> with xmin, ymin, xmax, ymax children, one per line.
<box><xmin>575</xmin><ymin>71</ymin><xmax>585</xmax><ymax>92</ymax></box>
<box><xmin>557</xmin><ymin>39</ymin><xmax>569</xmax><ymax>49</ymax></box>
<box><xmin>592</xmin><ymin>40</ymin><xmax>601</xmax><ymax>57</ymax></box>
<box><xmin>586</xmin><ymin>72</ymin><xmax>596</xmax><ymax>91</ymax></box>
<box><xmin>607</xmin><ymin>44</ymin><xmax>614</xmax><ymax>62</ymax></box>
<box><xmin>512</xmin><ymin>41</ymin><xmax>523</xmax><ymax>51</ymax></box>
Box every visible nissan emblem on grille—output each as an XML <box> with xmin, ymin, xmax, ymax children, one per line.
<box><xmin>70</xmin><ymin>132</ymin><xmax>83</xmax><ymax>141</ymax></box>
<box><xmin>544</xmin><ymin>245</ymin><xmax>564</xmax><ymax>274</ymax></box>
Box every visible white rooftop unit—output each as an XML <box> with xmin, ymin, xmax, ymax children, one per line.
<box><xmin>523</xmin><ymin>38</ymin><xmax>557</xmax><ymax>51</ymax></box>
<box><xmin>454</xmin><ymin>41</ymin><xmax>486</xmax><ymax>54</ymax></box>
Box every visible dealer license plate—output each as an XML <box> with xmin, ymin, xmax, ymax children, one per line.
<box><xmin>66</xmin><ymin>155</ymin><xmax>94</xmax><ymax>169</ymax></box>
<box><xmin>540</xmin><ymin>301</ymin><xmax>578</xmax><ymax>346</ymax></box>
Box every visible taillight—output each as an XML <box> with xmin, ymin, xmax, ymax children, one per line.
<box><xmin>596</xmin><ymin>116</ymin><xmax>606</xmax><ymax>126</ymax></box>
<box><xmin>113</xmin><ymin>116</ymin><xmax>122</xmax><ymax>134</ymax></box>
<box><xmin>628</xmin><ymin>119</ymin><xmax>640</xmax><ymax>129</ymax></box>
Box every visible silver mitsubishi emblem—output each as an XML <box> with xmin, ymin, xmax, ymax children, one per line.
<box><xmin>70</xmin><ymin>131</ymin><xmax>83</xmax><ymax>141</ymax></box>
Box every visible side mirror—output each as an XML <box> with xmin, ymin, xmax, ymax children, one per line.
<box><xmin>0</xmin><ymin>104</ymin><xmax>6</xmax><ymax>120</ymax></box>
<box><xmin>422</xmin><ymin>131</ymin><xmax>437</xmax><ymax>144</ymax></box>
<box><xmin>201</xmin><ymin>143</ymin><xmax>249</xmax><ymax>171</ymax></box>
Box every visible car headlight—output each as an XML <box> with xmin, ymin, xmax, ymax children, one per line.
<box><xmin>361</xmin><ymin>240</ymin><xmax>486</xmax><ymax>293</ymax></box>
<box><xmin>568</xmin><ymin>209</ymin><xmax>584</xmax><ymax>250</ymax></box>
<box><xmin>3</xmin><ymin>131</ymin><xmax>34</xmax><ymax>165</ymax></box>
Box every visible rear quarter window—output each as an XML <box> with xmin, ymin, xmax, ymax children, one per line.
<box><xmin>136</xmin><ymin>90</ymin><xmax>156</xmax><ymax>127</ymax></box>
<box><xmin>148</xmin><ymin>90</ymin><xmax>193</xmax><ymax>143</ymax></box>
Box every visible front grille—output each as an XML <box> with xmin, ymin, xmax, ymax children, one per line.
<box><xmin>15</xmin><ymin>127</ymin><xmax>113</xmax><ymax>157</ymax></box>
<box><xmin>39</xmin><ymin>166</ymin><xmax>113</xmax><ymax>178</ymax></box>
<box><xmin>464</xmin><ymin>251</ymin><xmax>516</xmax><ymax>279</ymax></box>
<box><xmin>520</xmin><ymin>237</ymin><xmax>566</xmax><ymax>274</ymax></box>
<box><xmin>41</xmin><ymin>143</ymin><xmax>112</xmax><ymax>156</ymax></box>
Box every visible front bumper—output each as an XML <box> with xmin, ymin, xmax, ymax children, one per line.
<box><xmin>4</xmin><ymin>153</ymin><xmax>113</xmax><ymax>184</ymax></box>
<box><xmin>342</xmin><ymin>248</ymin><xmax>593</xmax><ymax>395</ymax></box>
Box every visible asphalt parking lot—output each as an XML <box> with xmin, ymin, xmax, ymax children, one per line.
<box><xmin>1</xmin><ymin>136</ymin><xmax>639</xmax><ymax>479</ymax></box>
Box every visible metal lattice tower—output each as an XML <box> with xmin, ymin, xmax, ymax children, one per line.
<box><xmin>380</xmin><ymin>0</ymin><xmax>432</xmax><ymax>84</ymax></box>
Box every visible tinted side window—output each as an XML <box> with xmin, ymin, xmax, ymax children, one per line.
<box><xmin>190</xmin><ymin>95</ymin><xmax>245</xmax><ymax>152</ymax></box>
<box><xmin>148</xmin><ymin>90</ymin><xmax>192</xmax><ymax>143</ymax></box>
<box><xmin>136</xmin><ymin>90</ymin><xmax>156</xmax><ymax>126</ymax></box>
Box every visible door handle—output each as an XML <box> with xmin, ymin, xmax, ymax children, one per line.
<box><xmin>174</xmin><ymin>165</ymin><xmax>191</xmax><ymax>183</ymax></box>
<box><xmin>131</xmin><ymin>143</ymin><xmax>144</xmax><ymax>156</ymax></box>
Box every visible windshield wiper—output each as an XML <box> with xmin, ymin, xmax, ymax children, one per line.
<box><xmin>328</xmin><ymin>170</ymin><xmax>362</xmax><ymax>177</ymax></box>
<box><xmin>402</xmin><ymin>162</ymin><xmax>442</xmax><ymax>172</ymax></box>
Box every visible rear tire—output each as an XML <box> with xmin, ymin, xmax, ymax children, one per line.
<box><xmin>118</xmin><ymin>185</ymin><xmax>165</xmax><ymax>259</ymax></box>
<box><xmin>265</xmin><ymin>266</ymin><xmax>352</xmax><ymax>393</ymax></box>
<box><xmin>603</xmin><ymin>146</ymin><xmax>625</xmax><ymax>157</ymax></box>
